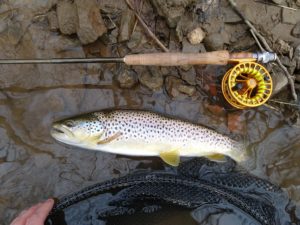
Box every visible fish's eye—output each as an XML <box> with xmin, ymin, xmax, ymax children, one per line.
<box><xmin>64</xmin><ymin>120</ymin><xmax>74</xmax><ymax>127</ymax></box>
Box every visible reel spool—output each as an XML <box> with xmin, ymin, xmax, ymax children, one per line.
<box><xmin>221</xmin><ymin>62</ymin><xmax>273</xmax><ymax>109</ymax></box>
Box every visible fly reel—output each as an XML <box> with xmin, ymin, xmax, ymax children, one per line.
<box><xmin>221</xmin><ymin>62</ymin><xmax>273</xmax><ymax>109</ymax></box>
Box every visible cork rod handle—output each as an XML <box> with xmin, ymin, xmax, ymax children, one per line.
<box><xmin>124</xmin><ymin>51</ymin><xmax>231</xmax><ymax>66</ymax></box>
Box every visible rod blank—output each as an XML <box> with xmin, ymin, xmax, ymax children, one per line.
<box><xmin>0</xmin><ymin>57</ymin><xmax>125</xmax><ymax>64</ymax></box>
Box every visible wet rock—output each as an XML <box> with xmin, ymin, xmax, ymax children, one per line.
<box><xmin>222</xmin><ymin>7</ymin><xmax>242</xmax><ymax>23</ymax></box>
<box><xmin>204</xmin><ymin>103</ymin><xmax>225</xmax><ymax>116</ymax></box>
<box><xmin>275</xmin><ymin>39</ymin><xmax>293</xmax><ymax>56</ymax></box>
<box><xmin>155</xmin><ymin>17</ymin><xmax>170</xmax><ymax>46</ymax></box>
<box><xmin>75</xmin><ymin>0</ymin><xmax>107</xmax><ymax>44</ymax></box>
<box><xmin>127</xmin><ymin>30</ymin><xmax>147</xmax><ymax>52</ymax></box>
<box><xmin>165</xmin><ymin>76</ymin><xmax>183</xmax><ymax>98</ymax></box>
<box><xmin>47</xmin><ymin>10</ymin><xmax>59</xmax><ymax>31</ymax></box>
<box><xmin>5</xmin><ymin>23</ymin><xmax>24</xmax><ymax>45</ymax></box>
<box><xmin>294</xmin><ymin>45</ymin><xmax>300</xmax><ymax>70</ymax></box>
<box><xmin>282</xmin><ymin>8</ymin><xmax>300</xmax><ymax>24</ymax></box>
<box><xmin>56</xmin><ymin>0</ymin><xmax>78</xmax><ymax>35</ymax></box>
<box><xmin>204</xmin><ymin>32</ymin><xmax>224</xmax><ymax>51</ymax></box>
<box><xmin>138</xmin><ymin>68</ymin><xmax>163</xmax><ymax>91</ymax></box>
<box><xmin>292</xmin><ymin>23</ymin><xmax>300</xmax><ymax>38</ymax></box>
<box><xmin>180</xmin><ymin>67</ymin><xmax>197</xmax><ymax>85</ymax></box>
<box><xmin>295</xmin><ymin>83</ymin><xmax>300</xmax><ymax>92</ymax></box>
<box><xmin>108</xmin><ymin>28</ymin><xmax>118</xmax><ymax>44</ymax></box>
<box><xmin>271</xmin><ymin>66</ymin><xmax>288</xmax><ymax>95</ymax></box>
<box><xmin>116</xmin><ymin>69</ymin><xmax>138</xmax><ymax>89</ymax></box>
<box><xmin>175</xmin><ymin>13</ymin><xmax>196</xmax><ymax>42</ymax></box>
<box><xmin>165</xmin><ymin>76</ymin><xmax>195</xmax><ymax>97</ymax></box>
<box><xmin>280</xmin><ymin>56</ymin><xmax>297</xmax><ymax>74</ymax></box>
<box><xmin>272</xmin><ymin>0</ymin><xmax>286</xmax><ymax>4</ymax></box>
<box><xmin>182</xmin><ymin>38</ymin><xmax>205</xmax><ymax>53</ymax></box>
<box><xmin>8</xmin><ymin>0</ymin><xmax>57</xmax><ymax>14</ymax></box>
<box><xmin>118</xmin><ymin>8</ymin><xmax>135</xmax><ymax>42</ymax></box>
<box><xmin>295</xmin><ymin>74</ymin><xmax>300</xmax><ymax>83</ymax></box>
<box><xmin>187</xmin><ymin>27</ymin><xmax>205</xmax><ymax>45</ymax></box>
<box><xmin>150</xmin><ymin>0</ymin><xmax>196</xmax><ymax>28</ymax></box>
<box><xmin>227</xmin><ymin>111</ymin><xmax>245</xmax><ymax>134</ymax></box>
<box><xmin>178</xmin><ymin>84</ymin><xmax>196</xmax><ymax>96</ymax></box>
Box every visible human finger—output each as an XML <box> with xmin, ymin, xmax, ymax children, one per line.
<box><xmin>10</xmin><ymin>204</ymin><xmax>40</xmax><ymax>225</ymax></box>
<box><xmin>25</xmin><ymin>199</ymin><xmax>54</xmax><ymax>225</ymax></box>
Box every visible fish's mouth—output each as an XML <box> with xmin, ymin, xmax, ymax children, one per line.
<box><xmin>51</xmin><ymin>124</ymin><xmax>79</xmax><ymax>144</ymax></box>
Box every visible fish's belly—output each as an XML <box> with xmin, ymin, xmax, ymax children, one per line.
<box><xmin>97</xmin><ymin>139</ymin><xmax>227</xmax><ymax>157</ymax></box>
<box><xmin>99</xmin><ymin>140</ymin><xmax>175</xmax><ymax>156</ymax></box>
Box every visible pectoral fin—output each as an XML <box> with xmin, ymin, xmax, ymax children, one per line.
<box><xmin>159</xmin><ymin>149</ymin><xmax>180</xmax><ymax>167</ymax></box>
<box><xmin>97</xmin><ymin>132</ymin><xmax>122</xmax><ymax>145</ymax></box>
<box><xmin>84</xmin><ymin>132</ymin><xmax>105</xmax><ymax>146</ymax></box>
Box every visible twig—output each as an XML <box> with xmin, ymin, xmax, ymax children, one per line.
<box><xmin>249</xmin><ymin>29</ymin><xmax>265</xmax><ymax>52</ymax></box>
<box><xmin>228</xmin><ymin>0</ymin><xmax>297</xmax><ymax>101</ymax></box>
<box><xmin>264</xmin><ymin>103</ymin><xmax>281</xmax><ymax>112</ymax></box>
<box><xmin>254</xmin><ymin>0</ymin><xmax>297</xmax><ymax>11</ymax></box>
<box><xmin>269</xmin><ymin>99</ymin><xmax>300</xmax><ymax>107</ymax></box>
<box><xmin>125</xmin><ymin>0</ymin><xmax>169</xmax><ymax>52</ymax></box>
<box><xmin>132</xmin><ymin>0</ymin><xmax>144</xmax><ymax>33</ymax></box>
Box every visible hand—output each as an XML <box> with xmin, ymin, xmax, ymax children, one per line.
<box><xmin>10</xmin><ymin>199</ymin><xmax>54</xmax><ymax>225</ymax></box>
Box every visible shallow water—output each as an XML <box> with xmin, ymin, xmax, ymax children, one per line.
<box><xmin>1</xmin><ymin>1</ymin><xmax>300</xmax><ymax>224</ymax></box>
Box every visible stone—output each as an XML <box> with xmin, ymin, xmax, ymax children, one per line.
<box><xmin>227</xmin><ymin>112</ymin><xmax>245</xmax><ymax>134</ymax></box>
<box><xmin>56</xmin><ymin>0</ymin><xmax>78</xmax><ymax>35</ymax></box>
<box><xmin>275</xmin><ymin>39</ymin><xmax>293</xmax><ymax>56</ymax></box>
<box><xmin>150</xmin><ymin>0</ymin><xmax>196</xmax><ymax>28</ymax></box>
<box><xmin>295</xmin><ymin>83</ymin><xmax>300</xmax><ymax>91</ymax></box>
<box><xmin>116</xmin><ymin>69</ymin><xmax>138</xmax><ymax>89</ymax></box>
<box><xmin>182</xmin><ymin>38</ymin><xmax>206</xmax><ymax>53</ymax></box>
<box><xmin>203</xmin><ymin>32</ymin><xmax>224</xmax><ymax>51</ymax></box>
<box><xmin>165</xmin><ymin>76</ymin><xmax>196</xmax><ymax>98</ymax></box>
<box><xmin>165</xmin><ymin>76</ymin><xmax>183</xmax><ymax>98</ymax></box>
<box><xmin>75</xmin><ymin>0</ymin><xmax>107</xmax><ymax>44</ymax></box>
<box><xmin>180</xmin><ymin>67</ymin><xmax>197</xmax><ymax>85</ymax></box>
<box><xmin>280</xmin><ymin>56</ymin><xmax>297</xmax><ymax>74</ymax></box>
<box><xmin>295</xmin><ymin>74</ymin><xmax>300</xmax><ymax>83</ymax></box>
<box><xmin>118</xmin><ymin>9</ymin><xmax>135</xmax><ymax>42</ymax></box>
<box><xmin>187</xmin><ymin>27</ymin><xmax>205</xmax><ymax>45</ymax></box>
<box><xmin>271</xmin><ymin>67</ymin><xmax>288</xmax><ymax>95</ymax></box>
<box><xmin>127</xmin><ymin>30</ymin><xmax>147</xmax><ymax>51</ymax></box>
<box><xmin>6</xmin><ymin>23</ymin><xmax>24</xmax><ymax>45</ymax></box>
<box><xmin>272</xmin><ymin>0</ymin><xmax>286</xmax><ymax>4</ymax></box>
<box><xmin>282</xmin><ymin>8</ymin><xmax>300</xmax><ymax>24</ymax></box>
<box><xmin>47</xmin><ymin>10</ymin><xmax>59</xmax><ymax>31</ymax></box>
<box><xmin>178</xmin><ymin>84</ymin><xmax>196</xmax><ymax>96</ymax></box>
<box><xmin>292</xmin><ymin>22</ymin><xmax>300</xmax><ymax>38</ymax></box>
<box><xmin>205</xmin><ymin>103</ymin><xmax>225</xmax><ymax>116</ymax></box>
<box><xmin>155</xmin><ymin>16</ymin><xmax>170</xmax><ymax>45</ymax></box>
<box><xmin>294</xmin><ymin>45</ymin><xmax>300</xmax><ymax>70</ymax></box>
<box><xmin>138</xmin><ymin>68</ymin><xmax>163</xmax><ymax>91</ymax></box>
<box><xmin>108</xmin><ymin>28</ymin><xmax>118</xmax><ymax>44</ymax></box>
<box><xmin>222</xmin><ymin>7</ymin><xmax>242</xmax><ymax>23</ymax></box>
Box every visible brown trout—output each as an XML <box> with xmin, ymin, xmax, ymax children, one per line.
<box><xmin>51</xmin><ymin>109</ymin><xmax>246</xmax><ymax>166</ymax></box>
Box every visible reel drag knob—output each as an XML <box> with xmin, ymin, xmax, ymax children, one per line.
<box><xmin>221</xmin><ymin>62</ymin><xmax>273</xmax><ymax>109</ymax></box>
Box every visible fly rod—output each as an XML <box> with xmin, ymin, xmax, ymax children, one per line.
<box><xmin>0</xmin><ymin>51</ymin><xmax>276</xmax><ymax>65</ymax></box>
<box><xmin>0</xmin><ymin>50</ymin><xmax>277</xmax><ymax>109</ymax></box>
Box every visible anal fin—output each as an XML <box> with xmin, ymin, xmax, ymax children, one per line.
<box><xmin>159</xmin><ymin>149</ymin><xmax>180</xmax><ymax>167</ymax></box>
<box><xmin>205</xmin><ymin>153</ymin><xmax>226</xmax><ymax>162</ymax></box>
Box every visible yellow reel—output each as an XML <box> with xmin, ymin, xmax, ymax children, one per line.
<box><xmin>221</xmin><ymin>62</ymin><xmax>273</xmax><ymax>109</ymax></box>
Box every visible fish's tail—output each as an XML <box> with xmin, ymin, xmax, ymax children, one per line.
<box><xmin>229</xmin><ymin>140</ymin><xmax>251</xmax><ymax>163</ymax></box>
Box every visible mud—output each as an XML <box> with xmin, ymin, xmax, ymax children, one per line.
<box><xmin>1</xmin><ymin>0</ymin><xmax>300</xmax><ymax>224</ymax></box>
